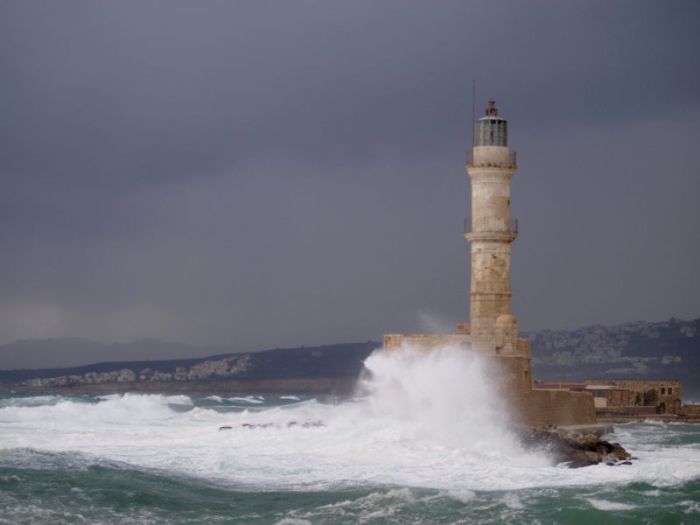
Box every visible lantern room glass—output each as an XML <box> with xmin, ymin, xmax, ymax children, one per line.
<box><xmin>475</xmin><ymin>118</ymin><xmax>508</xmax><ymax>147</ymax></box>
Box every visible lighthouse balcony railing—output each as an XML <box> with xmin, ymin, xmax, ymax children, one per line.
<box><xmin>465</xmin><ymin>150</ymin><xmax>517</xmax><ymax>169</ymax></box>
<box><xmin>464</xmin><ymin>218</ymin><xmax>519</xmax><ymax>237</ymax></box>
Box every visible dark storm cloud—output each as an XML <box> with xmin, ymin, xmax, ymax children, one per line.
<box><xmin>1</xmin><ymin>1</ymin><xmax>699</xmax><ymax>363</ymax></box>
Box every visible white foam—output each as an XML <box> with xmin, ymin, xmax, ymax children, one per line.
<box><xmin>0</xmin><ymin>395</ymin><xmax>66</xmax><ymax>407</ymax></box>
<box><xmin>448</xmin><ymin>489</ymin><xmax>476</xmax><ymax>503</ymax></box>
<box><xmin>297</xmin><ymin>488</ymin><xmax>425</xmax><ymax>522</ymax></box>
<box><xmin>587</xmin><ymin>498</ymin><xmax>637</xmax><ymax>511</ymax></box>
<box><xmin>680</xmin><ymin>500</ymin><xmax>700</xmax><ymax>514</ymax></box>
<box><xmin>642</xmin><ymin>419</ymin><xmax>668</xmax><ymax>426</ymax></box>
<box><xmin>227</xmin><ymin>396</ymin><xmax>264</xmax><ymax>404</ymax></box>
<box><xmin>1</xmin><ymin>346</ymin><xmax>699</xmax><ymax>491</ymax></box>
<box><xmin>501</xmin><ymin>492</ymin><xmax>525</xmax><ymax>509</ymax></box>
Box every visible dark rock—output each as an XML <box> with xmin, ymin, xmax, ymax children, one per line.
<box><xmin>221</xmin><ymin>420</ymin><xmax>326</xmax><ymax>431</ymax></box>
<box><xmin>287</xmin><ymin>420</ymin><xmax>324</xmax><ymax>428</ymax></box>
<box><xmin>241</xmin><ymin>423</ymin><xmax>274</xmax><ymax>429</ymax></box>
<box><xmin>518</xmin><ymin>428</ymin><xmax>632</xmax><ymax>468</ymax></box>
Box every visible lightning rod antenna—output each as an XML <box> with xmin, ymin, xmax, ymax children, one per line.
<box><xmin>471</xmin><ymin>79</ymin><xmax>476</xmax><ymax>148</ymax></box>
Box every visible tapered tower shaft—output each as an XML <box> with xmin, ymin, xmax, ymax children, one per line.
<box><xmin>465</xmin><ymin>99</ymin><xmax>518</xmax><ymax>338</ymax></box>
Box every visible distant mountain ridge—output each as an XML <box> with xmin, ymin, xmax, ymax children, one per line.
<box><xmin>0</xmin><ymin>337</ymin><xmax>219</xmax><ymax>370</ymax></box>
<box><xmin>1</xmin><ymin>318</ymin><xmax>698</xmax><ymax>398</ymax></box>
<box><xmin>0</xmin><ymin>342</ymin><xmax>379</xmax><ymax>393</ymax></box>
<box><xmin>526</xmin><ymin>317</ymin><xmax>700</xmax><ymax>398</ymax></box>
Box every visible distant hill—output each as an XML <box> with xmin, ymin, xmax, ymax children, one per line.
<box><xmin>0</xmin><ymin>342</ymin><xmax>379</xmax><ymax>393</ymax></box>
<box><xmin>1</xmin><ymin>318</ymin><xmax>698</xmax><ymax>399</ymax></box>
<box><xmin>526</xmin><ymin>317</ymin><xmax>700</xmax><ymax>400</ymax></box>
<box><xmin>0</xmin><ymin>338</ymin><xmax>223</xmax><ymax>370</ymax></box>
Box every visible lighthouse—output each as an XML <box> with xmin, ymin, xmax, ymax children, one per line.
<box><xmin>465</xmin><ymin>99</ymin><xmax>519</xmax><ymax>351</ymax></box>
<box><xmin>383</xmin><ymin>97</ymin><xmax>597</xmax><ymax>427</ymax></box>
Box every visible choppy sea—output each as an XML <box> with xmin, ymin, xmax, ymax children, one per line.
<box><xmin>1</xmin><ymin>348</ymin><xmax>699</xmax><ymax>524</ymax></box>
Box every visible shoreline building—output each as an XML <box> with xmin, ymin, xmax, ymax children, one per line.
<box><xmin>384</xmin><ymin>100</ymin><xmax>596</xmax><ymax>428</ymax></box>
<box><xmin>534</xmin><ymin>379</ymin><xmax>684</xmax><ymax>420</ymax></box>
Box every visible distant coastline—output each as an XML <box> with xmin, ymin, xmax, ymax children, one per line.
<box><xmin>8</xmin><ymin>377</ymin><xmax>357</xmax><ymax>397</ymax></box>
<box><xmin>2</xmin><ymin>318</ymin><xmax>699</xmax><ymax>402</ymax></box>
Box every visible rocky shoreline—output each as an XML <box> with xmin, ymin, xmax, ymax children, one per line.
<box><xmin>518</xmin><ymin>426</ymin><xmax>632</xmax><ymax>468</ymax></box>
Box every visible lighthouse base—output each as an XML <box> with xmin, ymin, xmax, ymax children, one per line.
<box><xmin>383</xmin><ymin>333</ymin><xmax>596</xmax><ymax>428</ymax></box>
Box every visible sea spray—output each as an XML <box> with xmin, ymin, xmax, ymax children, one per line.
<box><xmin>358</xmin><ymin>345</ymin><xmax>517</xmax><ymax>449</ymax></box>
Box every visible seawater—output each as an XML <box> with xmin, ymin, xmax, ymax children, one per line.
<box><xmin>1</xmin><ymin>347</ymin><xmax>699</xmax><ymax>524</ymax></box>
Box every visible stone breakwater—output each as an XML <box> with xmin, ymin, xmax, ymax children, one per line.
<box><xmin>518</xmin><ymin>427</ymin><xmax>632</xmax><ymax>468</ymax></box>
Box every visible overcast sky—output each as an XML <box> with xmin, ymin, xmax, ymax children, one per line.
<box><xmin>1</xmin><ymin>1</ymin><xmax>699</xmax><ymax>355</ymax></box>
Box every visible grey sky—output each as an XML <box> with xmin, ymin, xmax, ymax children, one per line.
<box><xmin>1</xmin><ymin>1</ymin><xmax>699</xmax><ymax>357</ymax></box>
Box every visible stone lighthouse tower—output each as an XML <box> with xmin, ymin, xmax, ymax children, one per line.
<box><xmin>383</xmin><ymin>97</ymin><xmax>597</xmax><ymax>427</ymax></box>
<box><xmin>465</xmin><ymin>99</ymin><xmax>519</xmax><ymax>349</ymax></box>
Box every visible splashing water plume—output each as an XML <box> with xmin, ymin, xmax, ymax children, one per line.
<box><xmin>359</xmin><ymin>346</ymin><xmax>516</xmax><ymax>449</ymax></box>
